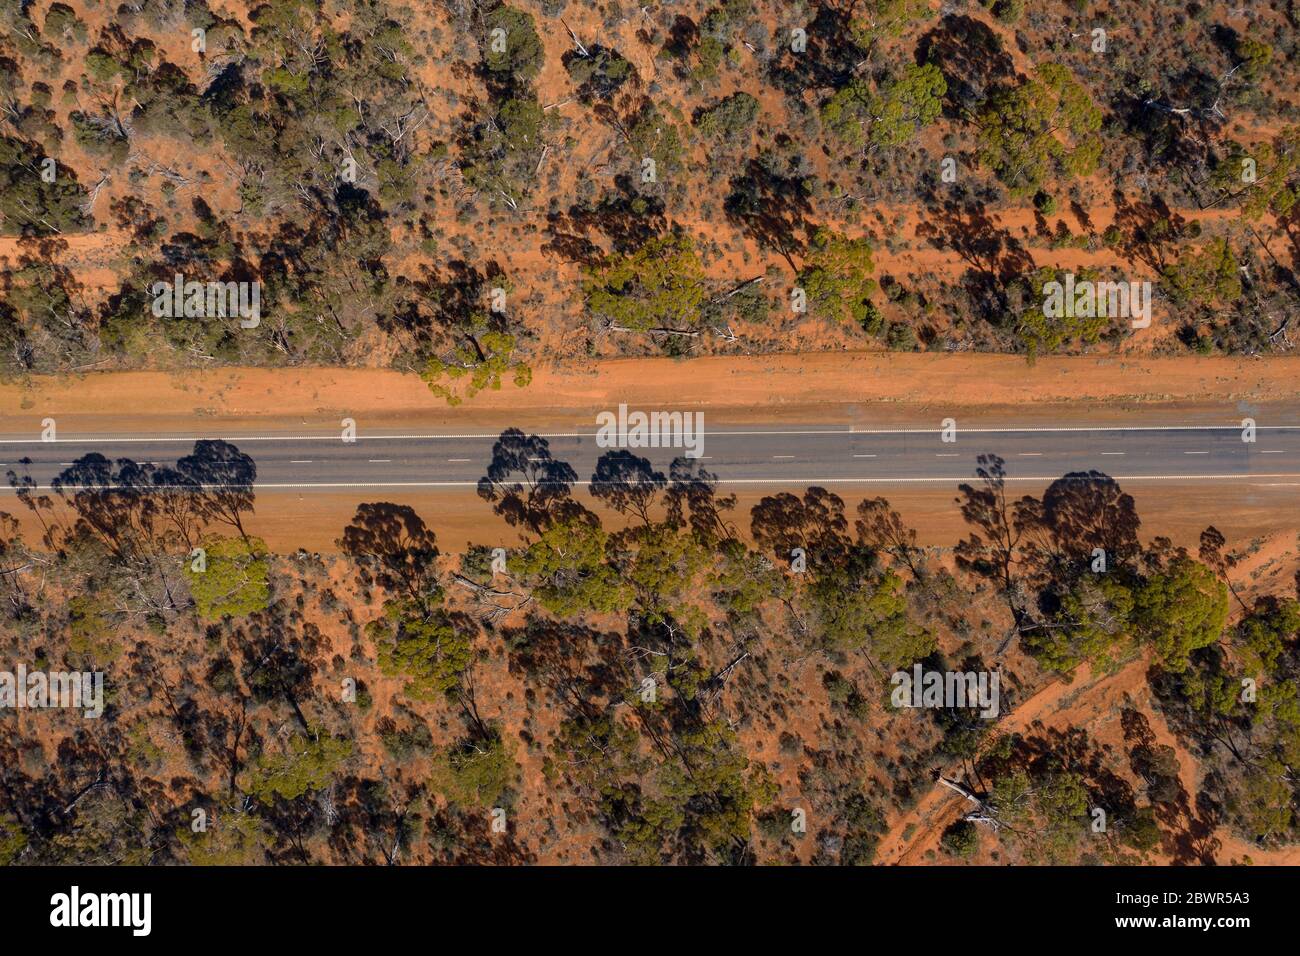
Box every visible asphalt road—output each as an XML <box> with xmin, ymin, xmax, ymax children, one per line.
<box><xmin>3</xmin><ymin>422</ymin><xmax>1300</xmax><ymax>489</ymax></box>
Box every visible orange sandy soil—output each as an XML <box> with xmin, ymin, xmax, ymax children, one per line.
<box><xmin>217</xmin><ymin>485</ymin><xmax>1300</xmax><ymax>555</ymax></box>
<box><xmin>6</xmin><ymin>483</ymin><xmax>1296</xmax><ymax>559</ymax></box>
<box><xmin>4</xmin><ymin>353</ymin><xmax>1300</xmax><ymax>435</ymax></box>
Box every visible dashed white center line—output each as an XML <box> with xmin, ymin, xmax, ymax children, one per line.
<box><xmin>1101</xmin><ymin>452</ymin><xmax>1125</xmax><ymax>456</ymax></box>
<box><xmin>447</xmin><ymin>458</ymin><xmax>471</xmax><ymax>463</ymax></box>
<box><xmin>1184</xmin><ymin>451</ymin><xmax>1209</xmax><ymax>455</ymax></box>
<box><xmin>853</xmin><ymin>454</ymin><xmax>877</xmax><ymax>458</ymax></box>
<box><xmin>772</xmin><ymin>455</ymin><xmax>795</xmax><ymax>459</ymax></box>
<box><xmin>290</xmin><ymin>460</ymin><xmax>313</xmax><ymax>464</ymax></box>
<box><xmin>368</xmin><ymin>459</ymin><xmax>391</xmax><ymax>463</ymax></box>
<box><xmin>1018</xmin><ymin>453</ymin><xmax>1042</xmax><ymax>457</ymax></box>
<box><xmin>1261</xmin><ymin>450</ymin><xmax>1284</xmax><ymax>454</ymax></box>
<box><xmin>936</xmin><ymin>453</ymin><xmax>959</xmax><ymax>457</ymax></box>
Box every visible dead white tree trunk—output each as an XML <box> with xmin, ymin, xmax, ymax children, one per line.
<box><xmin>938</xmin><ymin>776</ymin><xmax>1003</xmax><ymax>829</ymax></box>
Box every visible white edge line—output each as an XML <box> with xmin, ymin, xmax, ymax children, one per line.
<box><xmin>1</xmin><ymin>424</ymin><xmax>1298</xmax><ymax>444</ymax></box>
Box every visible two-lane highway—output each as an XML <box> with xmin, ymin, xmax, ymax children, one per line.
<box><xmin>2</xmin><ymin>423</ymin><xmax>1299</xmax><ymax>489</ymax></box>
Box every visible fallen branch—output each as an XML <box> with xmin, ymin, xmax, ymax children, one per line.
<box><xmin>606</xmin><ymin>323</ymin><xmax>700</xmax><ymax>337</ymax></box>
<box><xmin>561</xmin><ymin>19</ymin><xmax>589</xmax><ymax>57</ymax></box>
<box><xmin>709</xmin><ymin>275</ymin><xmax>764</xmax><ymax>304</ymax></box>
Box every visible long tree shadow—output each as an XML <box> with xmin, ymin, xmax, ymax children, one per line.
<box><xmin>551</xmin><ymin>174</ymin><xmax>667</xmax><ymax>256</ymax></box>
<box><xmin>477</xmin><ymin>428</ymin><xmax>588</xmax><ymax>535</ymax></box>
<box><xmin>44</xmin><ymin>439</ymin><xmax>257</xmax><ymax>557</ymax></box>
<box><xmin>502</xmin><ymin>615</ymin><xmax>633</xmax><ymax>718</ymax></box>
<box><xmin>1107</xmin><ymin>191</ymin><xmax>1192</xmax><ymax>273</ymax></box>
<box><xmin>749</xmin><ymin>486</ymin><xmax>849</xmax><ymax>571</ymax></box>
<box><xmin>725</xmin><ymin>156</ymin><xmax>814</xmax><ymax>274</ymax></box>
<box><xmin>590</xmin><ymin>450</ymin><xmax>665</xmax><ymax>527</ymax></box>
<box><xmin>918</xmin><ymin>14</ymin><xmax>1015</xmax><ymax>116</ymax></box>
<box><xmin>1017</xmin><ymin>724</ymin><xmax>1142</xmax><ymax>846</ymax></box>
<box><xmin>664</xmin><ymin>457</ymin><xmax>736</xmax><ymax>544</ymax></box>
<box><xmin>917</xmin><ymin>199</ymin><xmax>1035</xmax><ymax>281</ymax></box>
<box><xmin>1121</xmin><ymin>706</ymin><xmax>1222</xmax><ymax>864</ymax></box>
<box><xmin>382</xmin><ymin>259</ymin><xmax>507</xmax><ymax>352</ymax></box>
<box><xmin>337</xmin><ymin>501</ymin><xmax>440</xmax><ymax>604</ymax></box>
<box><xmin>1017</xmin><ymin>471</ymin><xmax>1142</xmax><ymax>578</ymax></box>
<box><xmin>175</xmin><ymin>439</ymin><xmax>257</xmax><ymax>540</ymax></box>
<box><xmin>766</xmin><ymin>2</ymin><xmax>863</xmax><ymax>98</ymax></box>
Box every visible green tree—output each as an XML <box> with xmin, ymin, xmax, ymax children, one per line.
<box><xmin>431</xmin><ymin>729</ymin><xmax>519</xmax><ymax>808</ymax></box>
<box><xmin>371</xmin><ymin>597</ymin><xmax>475</xmax><ymax>700</ymax></box>
<box><xmin>483</xmin><ymin>5</ymin><xmax>544</xmax><ymax>84</ymax></box>
<box><xmin>629</xmin><ymin>105</ymin><xmax>685</xmax><ymax>179</ymax></box>
<box><xmin>617</xmin><ymin>523</ymin><xmax>711</xmax><ymax>637</ymax></box>
<box><xmin>696</xmin><ymin>92</ymin><xmax>759</xmax><ymax>144</ymax></box>
<box><xmin>940</xmin><ymin>819</ymin><xmax>979</xmax><ymax>858</ymax></box>
<box><xmin>869</xmin><ymin>63</ymin><xmax>946</xmax><ymax>147</ymax></box>
<box><xmin>461</xmin><ymin>94</ymin><xmax>548</xmax><ymax>208</ymax></box>
<box><xmin>986</xmin><ymin>0</ymin><xmax>1026</xmax><ymax>23</ymax></box>
<box><xmin>1025</xmin><ymin>574</ymin><xmax>1136</xmax><ymax>674</ymax></box>
<box><xmin>1233</xmin><ymin>757</ymin><xmax>1294</xmax><ymax>843</ymax></box>
<box><xmin>585</xmin><ymin>233</ymin><xmax>707</xmax><ymax>332</ymax></box>
<box><xmin>67</xmin><ymin>592</ymin><xmax>123</xmax><ymax>665</ymax></box>
<box><xmin>850</xmin><ymin>0</ymin><xmax>933</xmax><ymax>58</ymax></box>
<box><xmin>510</xmin><ymin>514</ymin><xmax>626</xmax><ymax>615</ymax></box>
<box><xmin>799</xmin><ymin>229</ymin><xmax>878</xmax><ymax>328</ymax></box>
<box><xmin>0</xmin><ymin>136</ymin><xmax>91</xmax><ymax>235</ymax></box>
<box><xmin>988</xmin><ymin>765</ymin><xmax>1090</xmax><ymax>863</ymax></box>
<box><xmin>178</xmin><ymin>812</ymin><xmax>273</xmax><ymax>865</ymax></box>
<box><xmin>1236</xmin><ymin>599</ymin><xmax>1300</xmax><ymax>676</ymax></box>
<box><xmin>710</xmin><ymin>538</ymin><xmax>791</xmax><ymax>620</ymax></box>
<box><xmin>244</xmin><ymin>733</ymin><xmax>353</xmax><ymax>803</ymax></box>
<box><xmin>822</xmin><ymin>64</ymin><xmax>945</xmax><ymax>149</ymax></box>
<box><xmin>185</xmin><ymin>535</ymin><xmax>271</xmax><ymax>620</ymax></box>
<box><xmin>806</xmin><ymin>565</ymin><xmax>932</xmax><ymax>667</ymax></box>
<box><xmin>1210</xmin><ymin>127</ymin><xmax>1300</xmax><ymax>221</ymax></box>
<box><xmin>422</xmin><ymin>329</ymin><xmax>532</xmax><ymax>406</ymax></box>
<box><xmin>565</xmin><ymin>46</ymin><xmax>634</xmax><ymax>103</ymax></box>
<box><xmin>0</xmin><ymin>814</ymin><xmax>27</xmax><ymax>865</ymax></box>
<box><xmin>1160</xmin><ymin>237</ymin><xmax>1244</xmax><ymax>307</ymax></box>
<box><xmin>620</xmin><ymin>719</ymin><xmax>775</xmax><ymax>864</ymax></box>
<box><xmin>1014</xmin><ymin>267</ymin><xmax>1115</xmax><ymax>359</ymax></box>
<box><xmin>821</xmin><ymin>78</ymin><xmax>874</xmax><ymax>148</ymax></box>
<box><xmin>1235</xmin><ymin>35</ymin><xmax>1273</xmax><ymax>82</ymax></box>
<box><xmin>1134</xmin><ymin>558</ymin><xmax>1229</xmax><ymax>671</ymax></box>
<box><xmin>976</xmin><ymin>64</ymin><xmax>1102</xmax><ymax>196</ymax></box>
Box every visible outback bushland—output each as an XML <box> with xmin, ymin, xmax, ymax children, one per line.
<box><xmin>0</xmin><ymin>0</ymin><xmax>1298</xmax><ymax>397</ymax></box>
<box><xmin>2</xmin><ymin>436</ymin><xmax>1298</xmax><ymax>864</ymax></box>
<box><xmin>1</xmin><ymin>0</ymin><xmax>1299</xmax><ymax>868</ymax></box>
